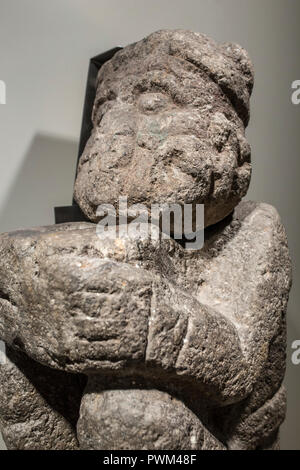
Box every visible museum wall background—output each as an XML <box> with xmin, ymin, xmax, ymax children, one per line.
<box><xmin>0</xmin><ymin>0</ymin><xmax>299</xmax><ymax>450</ymax></box>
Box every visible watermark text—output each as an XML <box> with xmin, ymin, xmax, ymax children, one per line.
<box><xmin>0</xmin><ymin>80</ymin><xmax>6</xmax><ymax>104</ymax></box>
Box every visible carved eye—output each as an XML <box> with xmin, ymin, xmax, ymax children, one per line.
<box><xmin>138</xmin><ymin>93</ymin><xmax>168</xmax><ymax>112</ymax></box>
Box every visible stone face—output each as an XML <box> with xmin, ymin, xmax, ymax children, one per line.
<box><xmin>0</xmin><ymin>346</ymin><xmax>85</xmax><ymax>450</ymax></box>
<box><xmin>0</xmin><ymin>202</ymin><xmax>291</xmax><ymax>411</ymax></box>
<box><xmin>74</xmin><ymin>29</ymin><xmax>254</xmax><ymax>228</ymax></box>
<box><xmin>0</xmin><ymin>30</ymin><xmax>292</xmax><ymax>450</ymax></box>
<box><xmin>77</xmin><ymin>383</ymin><xmax>225</xmax><ymax>450</ymax></box>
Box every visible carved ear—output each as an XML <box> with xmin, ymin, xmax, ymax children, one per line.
<box><xmin>222</xmin><ymin>42</ymin><xmax>255</xmax><ymax>94</ymax></box>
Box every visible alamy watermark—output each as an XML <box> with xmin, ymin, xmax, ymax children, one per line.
<box><xmin>96</xmin><ymin>196</ymin><xmax>204</xmax><ymax>250</ymax></box>
<box><xmin>291</xmin><ymin>340</ymin><xmax>300</xmax><ymax>365</ymax></box>
<box><xmin>0</xmin><ymin>80</ymin><xmax>6</xmax><ymax>104</ymax></box>
<box><xmin>291</xmin><ymin>80</ymin><xmax>300</xmax><ymax>105</ymax></box>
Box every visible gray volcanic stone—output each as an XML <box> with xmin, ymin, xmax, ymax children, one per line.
<box><xmin>229</xmin><ymin>386</ymin><xmax>286</xmax><ymax>450</ymax></box>
<box><xmin>0</xmin><ymin>30</ymin><xmax>292</xmax><ymax>450</ymax></box>
<box><xmin>77</xmin><ymin>384</ymin><xmax>225</xmax><ymax>450</ymax></box>
<box><xmin>0</xmin><ymin>346</ymin><xmax>85</xmax><ymax>450</ymax></box>
<box><xmin>218</xmin><ymin>386</ymin><xmax>286</xmax><ymax>450</ymax></box>
<box><xmin>74</xmin><ymin>29</ymin><xmax>254</xmax><ymax>228</ymax></box>
<box><xmin>0</xmin><ymin>202</ymin><xmax>291</xmax><ymax>412</ymax></box>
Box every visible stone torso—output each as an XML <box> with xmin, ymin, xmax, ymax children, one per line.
<box><xmin>0</xmin><ymin>30</ymin><xmax>292</xmax><ymax>450</ymax></box>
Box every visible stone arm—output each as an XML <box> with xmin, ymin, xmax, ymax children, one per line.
<box><xmin>0</xmin><ymin>201</ymin><xmax>292</xmax><ymax>450</ymax></box>
<box><xmin>0</xmin><ymin>202</ymin><xmax>291</xmax><ymax>410</ymax></box>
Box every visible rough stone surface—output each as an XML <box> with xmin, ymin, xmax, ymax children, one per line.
<box><xmin>224</xmin><ymin>386</ymin><xmax>286</xmax><ymax>450</ymax></box>
<box><xmin>0</xmin><ymin>202</ymin><xmax>291</xmax><ymax>408</ymax></box>
<box><xmin>0</xmin><ymin>29</ymin><xmax>292</xmax><ymax>450</ymax></box>
<box><xmin>74</xmin><ymin>29</ymin><xmax>254</xmax><ymax>228</ymax></box>
<box><xmin>77</xmin><ymin>383</ymin><xmax>225</xmax><ymax>450</ymax></box>
<box><xmin>0</xmin><ymin>346</ymin><xmax>85</xmax><ymax>449</ymax></box>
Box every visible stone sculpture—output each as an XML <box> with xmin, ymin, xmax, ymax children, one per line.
<box><xmin>0</xmin><ymin>30</ymin><xmax>292</xmax><ymax>450</ymax></box>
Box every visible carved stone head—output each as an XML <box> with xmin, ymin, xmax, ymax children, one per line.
<box><xmin>74</xmin><ymin>29</ymin><xmax>254</xmax><ymax>227</ymax></box>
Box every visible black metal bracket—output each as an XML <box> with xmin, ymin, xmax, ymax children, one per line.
<box><xmin>54</xmin><ymin>47</ymin><xmax>122</xmax><ymax>224</ymax></box>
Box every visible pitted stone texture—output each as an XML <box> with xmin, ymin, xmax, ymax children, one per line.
<box><xmin>0</xmin><ymin>346</ymin><xmax>85</xmax><ymax>450</ymax></box>
<box><xmin>0</xmin><ymin>29</ymin><xmax>291</xmax><ymax>450</ymax></box>
<box><xmin>77</xmin><ymin>383</ymin><xmax>225</xmax><ymax>450</ymax></box>
<box><xmin>0</xmin><ymin>202</ymin><xmax>291</xmax><ymax>411</ymax></box>
<box><xmin>74</xmin><ymin>29</ymin><xmax>254</xmax><ymax>228</ymax></box>
<box><xmin>222</xmin><ymin>386</ymin><xmax>286</xmax><ymax>450</ymax></box>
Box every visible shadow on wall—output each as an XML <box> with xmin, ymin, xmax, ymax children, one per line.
<box><xmin>0</xmin><ymin>133</ymin><xmax>78</xmax><ymax>233</ymax></box>
<box><xmin>0</xmin><ymin>134</ymin><xmax>78</xmax><ymax>449</ymax></box>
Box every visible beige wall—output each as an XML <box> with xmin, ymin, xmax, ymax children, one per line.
<box><xmin>0</xmin><ymin>0</ymin><xmax>299</xmax><ymax>450</ymax></box>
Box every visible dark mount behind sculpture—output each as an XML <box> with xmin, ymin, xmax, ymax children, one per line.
<box><xmin>0</xmin><ymin>29</ymin><xmax>291</xmax><ymax>451</ymax></box>
<box><xmin>54</xmin><ymin>47</ymin><xmax>122</xmax><ymax>224</ymax></box>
